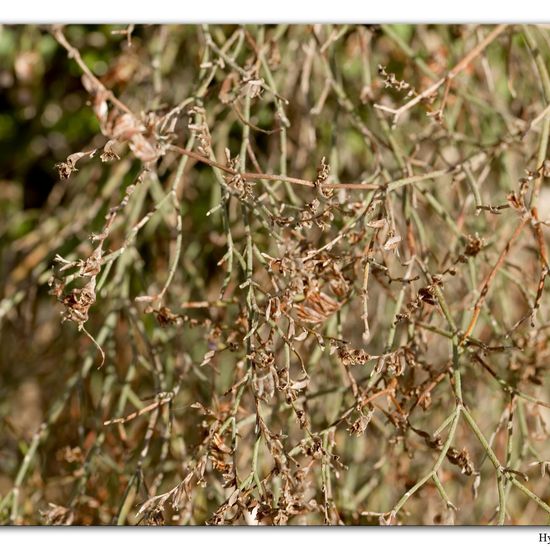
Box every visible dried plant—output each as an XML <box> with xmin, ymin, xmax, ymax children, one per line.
<box><xmin>1</xmin><ymin>23</ymin><xmax>550</xmax><ymax>526</ymax></box>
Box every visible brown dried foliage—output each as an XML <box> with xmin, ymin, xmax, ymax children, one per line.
<box><xmin>1</xmin><ymin>24</ymin><xmax>550</xmax><ymax>526</ymax></box>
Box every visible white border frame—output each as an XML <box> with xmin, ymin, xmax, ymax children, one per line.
<box><xmin>1</xmin><ymin>1</ymin><xmax>550</xmax><ymax>24</ymax></box>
